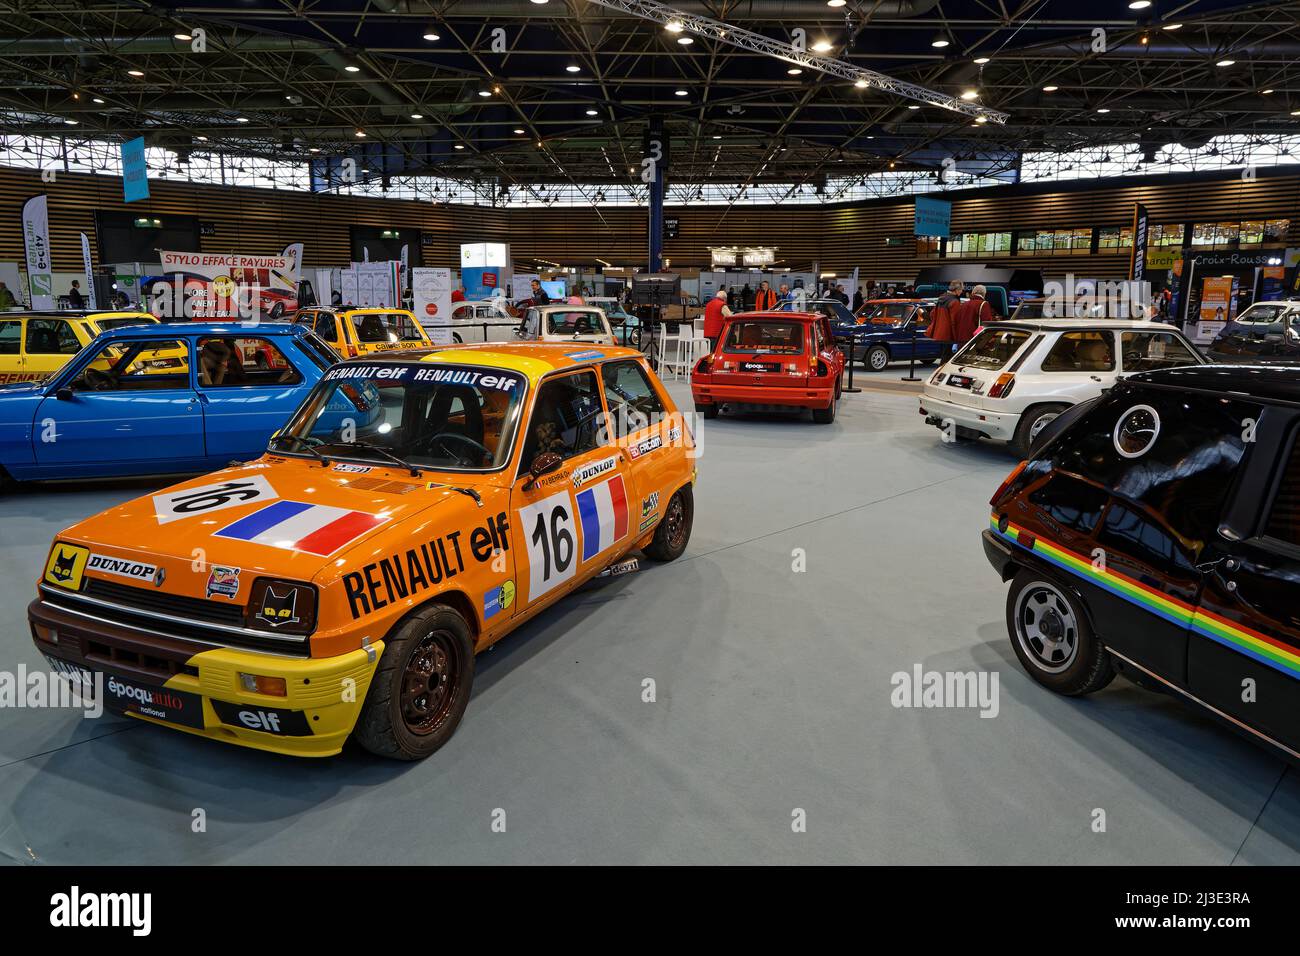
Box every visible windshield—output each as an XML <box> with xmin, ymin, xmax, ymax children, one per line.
<box><xmin>862</xmin><ymin>303</ymin><xmax>915</xmax><ymax>325</ymax></box>
<box><xmin>953</xmin><ymin>327</ymin><xmax>1032</xmax><ymax>370</ymax></box>
<box><xmin>91</xmin><ymin>315</ymin><xmax>158</xmax><ymax>332</ymax></box>
<box><xmin>349</xmin><ymin>311</ymin><xmax>426</xmax><ymax>344</ymax></box>
<box><xmin>1237</xmin><ymin>304</ymin><xmax>1297</xmax><ymax>324</ymax></box>
<box><xmin>544</xmin><ymin>310</ymin><xmax>608</xmax><ymax>335</ymax></box>
<box><xmin>280</xmin><ymin>362</ymin><xmax>527</xmax><ymax>471</ymax></box>
<box><xmin>723</xmin><ymin>320</ymin><xmax>805</xmax><ymax>354</ymax></box>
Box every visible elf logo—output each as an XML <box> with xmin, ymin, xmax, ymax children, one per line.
<box><xmin>239</xmin><ymin>708</ymin><xmax>282</xmax><ymax>733</ymax></box>
<box><xmin>49</xmin><ymin>886</ymin><xmax>151</xmax><ymax>936</ymax></box>
<box><xmin>210</xmin><ymin>699</ymin><xmax>313</xmax><ymax>736</ymax></box>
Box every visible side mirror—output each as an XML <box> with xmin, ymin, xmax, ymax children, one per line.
<box><xmin>524</xmin><ymin>451</ymin><xmax>563</xmax><ymax>490</ymax></box>
<box><xmin>55</xmin><ymin>387</ymin><xmax>74</xmax><ymax>401</ymax></box>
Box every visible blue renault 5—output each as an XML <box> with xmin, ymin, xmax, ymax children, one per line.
<box><xmin>0</xmin><ymin>321</ymin><xmax>337</xmax><ymax>484</ymax></box>
<box><xmin>824</xmin><ymin>298</ymin><xmax>949</xmax><ymax>371</ymax></box>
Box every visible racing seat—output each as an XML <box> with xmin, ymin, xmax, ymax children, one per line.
<box><xmin>1076</xmin><ymin>338</ymin><xmax>1113</xmax><ymax>370</ymax></box>
<box><xmin>357</xmin><ymin>315</ymin><xmax>386</xmax><ymax>342</ymax></box>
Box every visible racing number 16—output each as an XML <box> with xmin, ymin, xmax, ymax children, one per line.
<box><xmin>519</xmin><ymin>491</ymin><xmax>578</xmax><ymax>602</ymax></box>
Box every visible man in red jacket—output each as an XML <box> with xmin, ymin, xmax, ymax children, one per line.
<box><xmin>703</xmin><ymin>289</ymin><xmax>732</xmax><ymax>349</ymax></box>
<box><xmin>954</xmin><ymin>284</ymin><xmax>994</xmax><ymax>344</ymax></box>
<box><xmin>925</xmin><ymin>280</ymin><xmax>964</xmax><ymax>356</ymax></box>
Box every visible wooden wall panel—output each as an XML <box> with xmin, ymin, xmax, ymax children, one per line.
<box><xmin>1</xmin><ymin>164</ymin><xmax>1297</xmax><ymax>287</ymax></box>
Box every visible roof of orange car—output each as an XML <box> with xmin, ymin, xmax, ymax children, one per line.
<box><xmin>338</xmin><ymin>341</ymin><xmax>642</xmax><ymax>382</ymax></box>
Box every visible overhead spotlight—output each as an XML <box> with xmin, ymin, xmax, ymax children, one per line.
<box><xmin>586</xmin><ymin>109</ymin><xmax>599</xmax><ymax>115</ymax></box>
<box><xmin>678</xmin><ymin>37</ymin><xmax>694</xmax><ymax>45</ymax></box>
<box><xmin>975</xmin><ymin>115</ymin><xmax>988</xmax><ymax>123</ymax></box>
<box><xmin>410</xmin><ymin>113</ymin><xmax>423</xmax><ymax>120</ymax></box>
<box><xmin>665</xmin><ymin>20</ymin><xmax>684</xmax><ymax>32</ymax></box>
<box><xmin>423</xmin><ymin>31</ymin><xmax>440</xmax><ymax>42</ymax></box>
<box><xmin>63</xmin><ymin>118</ymin><xmax>78</xmax><ymax>125</ymax></box>
<box><xmin>712</xmin><ymin>134</ymin><xmax>721</xmax><ymax>139</ymax></box>
<box><xmin>93</xmin><ymin>96</ymin><xmax>105</xmax><ymax>104</ymax></box>
<box><xmin>1128</xmin><ymin>0</ymin><xmax>1151</xmax><ymax>8</ymax></box>
<box><xmin>513</xmin><ymin>128</ymin><xmax>526</xmax><ymax>133</ymax></box>
<box><xmin>1162</xmin><ymin>22</ymin><xmax>1183</xmax><ymax>30</ymax></box>
<box><xmin>355</xmin><ymin>128</ymin><xmax>366</xmax><ymax>137</ymax></box>
<box><xmin>1042</xmin><ymin>85</ymin><xmax>1059</xmax><ymax>92</ymax></box>
<box><xmin>974</xmin><ymin>56</ymin><xmax>991</xmax><ymax>65</ymax></box>
<box><xmin>828</xmin><ymin>0</ymin><xmax>846</xmax><ymax>6</ymax></box>
<box><xmin>196</xmin><ymin>135</ymin><xmax>208</xmax><ymax>142</ymax></box>
<box><xmin>1291</xmin><ymin>110</ymin><xmax>1300</xmax><ymax>116</ymax></box>
<box><xmin>174</xmin><ymin>32</ymin><xmax>192</xmax><ymax>42</ymax></box>
<box><xmin>931</xmin><ymin>35</ymin><xmax>950</xmax><ymax>48</ymax></box>
<box><xmin>1216</xmin><ymin>58</ymin><xmax>1236</xmax><ymax>67</ymax></box>
<box><xmin>960</xmin><ymin>89</ymin><xmax>979</xmax><ymax>100</ymax></box>
<box><xmin>236</xmin><ymin>116</ymin><xmax>250</xmax><ymax>123</ymax></box>
<box><xmin>788</xmin><ymin>68</ymin><xmax>803</xmax><ymax>75</ymax></box>
<box><xmin>478</xmin><ymin>89</ymin><xmax>492</xmax><ymax>96</ymax></box>
<box><xmin>307</xmin><ymin>146</ymin><xmax>318</xmax><ymax>152</ymax></box>
<box><xmin>566</xmin><ymin>65</ymin><xmax>581</xmax><ymax>73</ymax></box>
<box><xmin>907</xmin><ymin>104</ymin><xmax>921</xmax><ymax>110</ymax></box>
<box><xmin>812</xmin><ymin>40</ymin><xmax>833</xmax><ymax>53</ymax></box>
<box><xmin>529</xmin><ymin>0</ymin><xmax>549</xmax><ymax>4</ymax></box>
<box><xmin>127</xmin><ymin>69</ymin><xmax>144</xmax><ymax>77</ymax></box>
<box><xmin>454</xmin><ymin>143</ymin><xmax>465</xmax><ymax>149</ymax></box>
<box><xmin>855</xmin><ymin>79</ymin><xmax>869</xmax><ymax>88</ymax></box>
<box><xmin>675</xmin><ymin>89</ymin><xmax>688</xmax><ymax>96</ymax></box>
<box><xmin>1096</xmin><ymin>107</ymin><xmax>1111</xmax><ymax>113</ymax></box>
<box><xmin>345</xmin><ymin>64</ymin><xmax>361</xmax><ymax>73</ymax></box>
<box><xmin>1262</xmin><ymin>88</ymin><xmax>1275</xmax><ymax>94</ymax></box>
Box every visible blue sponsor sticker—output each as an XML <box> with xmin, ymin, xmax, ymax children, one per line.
<box><xmin>565</xmin><ymin>350</ymin><xmax>605</xmax><ymax>361</ymax></box>
<box><xmin>483</xmin><ymin>580</ymin><xmax>516</xmax><ymax>619</ymax></box>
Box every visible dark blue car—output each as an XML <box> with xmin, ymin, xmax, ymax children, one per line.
<box><xmin>0</xmin><ymin>322</ymin><xmax>337</xmax><ymax>484</ymax></box>
<box><xmin>822</xmin><ymin>298</ymin><xmax>948</xmax><ymax>371</ymax></box>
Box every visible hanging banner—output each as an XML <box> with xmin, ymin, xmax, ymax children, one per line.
<box><xmin>121</xmin><ymin>137</ymin><xmax>149</xmax><ymax>203</ymax></box>
<box><xmin>1130</xmin><ymin>202</ymin><xmax>1149</xmax><ymax>282</ymax></box>
<box><xmin>412</xmin><ymin>267</ymin><xmax>453</xmax><ymax>344</ymax></box>
<box><xmin>21</xmin><ymin>195</ymin><xmax>53</xmax><ymax>309</ymax></box>
<box><xmin>914</xmin><ymin>196</ymin><xmax>951</xmax><ymax>238</ymax></box>
<box><xmin>79</xmin><ymin>232</ymin><xmax>98</xmax><ymax>310</ymax></box>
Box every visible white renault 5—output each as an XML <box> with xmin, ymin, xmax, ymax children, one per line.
<box><xmin>516</xmin><ymin>304</ymin><xmax>617</xmax><ymax>347</ymax></box>
<box><xmin>919</xmin><ymin>319</ymin><xmax>1205</xmax><ymax>456</ymax></box>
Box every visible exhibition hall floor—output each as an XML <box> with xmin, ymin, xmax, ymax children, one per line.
<box><xmin>1</xmin><ymin>383</ymin><xmax>1297</xmax><ymax>865</ymax></box>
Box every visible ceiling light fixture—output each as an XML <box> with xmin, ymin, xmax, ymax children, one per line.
<box><xmin>355</xmin><ymin>129</ymin><xmax>366</xmax><ymax>137</ymax></box>
<box><xmin>236</xmin><ymin>116</ymin><xmax>250</xmax><ymax>123</ymax></box>
<box><xmin>1216</xmin><ymin>58</ymin><xmax>1236</xmax><ymax>67</ymax></box>
<box><xmin>675</xmin><ymin>90</ymin><xmax>688</xmax><ymax>96</ymax></box>
<box><xmin>174</xmin><ymin>32</ymin><xmax>192</xmax><ymax>42</ymax></box>
<box><xmin>423</xmin><ymin>31</ymin><xmax>440</xmax><ymax>42</ymax></box>
<box><xmin>454</xmin><ymin>143</ymin><xmax>465</xmax><ymax>149</ymax></box>
<box><xmin>960</xmin><ymin>89</ymin><xmax>979</xmax><ymax>100</ymax></box>
<box><xmin>665</xmin><ymin>20</ymin><xmax>684</xmax><ymax>32</ymax></box>
<box><xmin>855</xmin><ymin>79</ymin><xmax>869</xmax><ymax>88</ymax></box>
<box><xmin>907</xmin><ymin>104</ymin><xmax>921</xmax><ymax>110</ymax></box>
<box><xmin>478</xmin><ymin>90</ymin><xmax>492</xmax><ymax>96</ymax></box>
<box><xmin>812</xmin><ymin>40</ymin><xmax>833</xmax><ymax>53</ymax></box>
<box><xmin>345</xmin><ymin>64</ymin><xmax>361</xmax><ymax>73</ymax></box>
<box><xmin>931</xmin><ymin>36</ymin><xmax>950</xmax><ymax>48</ymax></box>
<box><xmin>410</xmin><ymin>113</ymin><xmax>423</xmax><ymax>120</ymax></box>
<box><xmin>1162</xmin><ymin>22</ymin><xmax>1183</xmax><ymax>30</ymax></box>
<box><xmin>1042</xmin><ymin>85</ymin><xmax>1059</xmax><ymax>92</ymax></box>
<box><xmin>127</xmin><ymin>69</ymin><xmax>144</xmax><ymax>77</ymax></box>
<box><xmin>828</xmin><ymin>0</ymin><xmax>846</xmax><ymax>6</ymax></box>
<box><xmin>1128</xmin><ymin>0</ymin><xmax>1151</xmax><ymax>9</ymax></box>
<box><xmin>92</xmin><ymin>97</ymin><xmax>105</xmax><ymax>104</ymax></box>
<box><xmin>1262</xmin><ymin>88</ymin><xmax>1274</xmax><ymax>94</ymax></box>
<box><xmin>514</xmin><ymin>128</ymin><xmax>526</xmax><ymax>134</ymax></box>
<box><xmin>678</xmin><ymin>36</ymin><xmax>694</xmax><ymax>45</ymax></box>
<box><xmin>566</xmin><ymin>65</ymin><xmax>581</xmax><ymax>73</ymax></box>
<box><xmin>974</xmin><ymin>56</ymin><xmax>990</xmax><ymax>65</ymax></box>
<box><xmin>788</xmin><ymin>68</ymin><xmax>803</xmax><ymax>75</ymax></box>
<box><xmin>1096</xmin><ymin>107</ymin><xmax>1111</xmax><ymax>113</ymax></box>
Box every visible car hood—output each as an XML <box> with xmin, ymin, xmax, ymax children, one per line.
<box><xmin>49</xmin><ymin>458</ymin><xmax>469</xmax><ymax>597</ymax></box>
<box><xmin>0</xmin><ymin>380</ymin><xmax>46</xmax><ymax>395</ymax></box>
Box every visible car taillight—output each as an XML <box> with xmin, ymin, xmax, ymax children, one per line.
<box><xmin>816</xmin><ymin>360</ymin><xmax>828</xmax><ymax>377</ymax></box>
<box><xmin>987</xmin><ymin>373</ymin><xmax>1016</xmax><ymax>399</ymax></box>
<box><xmin>989</xmin><ymin>460</ymin><xmax>1028</xmax><ymax>506</ymax></box>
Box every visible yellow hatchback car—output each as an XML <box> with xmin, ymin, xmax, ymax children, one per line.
<box><xmin>0</xmin><ymin>310</ymin><xmax>159</xmax><ymax>383</ymax></box>
<box><xmin>294</xmin><ymin>307</ymin><xmax>432</xmax><ymax>358</ymax></box>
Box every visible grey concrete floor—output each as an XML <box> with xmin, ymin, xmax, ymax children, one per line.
<box><xmin>0</xmin><ymin>381</ymin><xmax>1296</xmax><ymax>865</ymax></box>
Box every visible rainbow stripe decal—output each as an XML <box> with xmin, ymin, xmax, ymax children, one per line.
<box><xmin>990</xmin><ymin>515</ymin><xmax>1300</xmax><ymax>681</ymax></box>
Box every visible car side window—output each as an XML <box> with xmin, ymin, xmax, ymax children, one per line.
<box><xmin>1262</xmin><ymin>433</ymin><xmax>1300</xmax><ymax>547</ymax></box>
<box><xmin>72</xmin><ymin>339</ymin><xmax>190</xmax><ymax>392</ymax></box>
<box><xmin>25</xmin><ymin>318</ymin><xmax>80</xmax><ymax>355</ymax></box>
<box><xmin>1119</xmin><ymin>332</ymin><xmax>1200</xmax><ymax>372</ymax></box>
<box><xmin>0</xmin><ymin>320</ymin><xmax>19</xmax><ymax>354</ymax></box>
<box><xmin>313</xmin><ymin>312</ymin><xmax>339</xmax><ymax>343</ymax></box>
<box><xmin>1040</xmin><ymin>331</ymin><xmax>1115</xmax><ymax>372</ymax></box>
<box><xmin>197</xmin><ymin>337</ymin><xmax>302</xmax><ymax>387</ymax></box>
<box><xmin>601</xmin><ymin>360</ymin><xmax>665</xmax><ymax>439</ymax></box>
<box><xmin>520</xmin><ymin>370</ymin><xmax>605</xmax><ymax>472</ymax></box>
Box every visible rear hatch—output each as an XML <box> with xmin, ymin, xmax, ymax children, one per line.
<box><xmin>925</xmin><ymin>326</ymin><xmax>1037</xmax><ymax>408</ymax></box>
<box><xmin>711</xmin><ymin>318</ymin><xmax>809</xmax><ymax>386</ymax></box>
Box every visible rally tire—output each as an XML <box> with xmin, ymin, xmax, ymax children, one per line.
<box><xmin>695</xmin><ymin>402</ymin><xmax>719</xmax><ymax>420</ymax></box>
<box><xmin>643</xmin><ymin>485</ymin><xmax>693</xmax><ymax>562</ymax></box>
<box><xmin>812</xmin><ymin>391</ymin><xmax>837</xmax><ymax>424</ymax></box>
<box><xmin>354</xmin><ymin>604</ymin><xmax>476</xmax><ymax>760</ymax></box>
<box><xmin>865</xmin><ymin>345</ymin><xmax>890</xmax><ymax>372</ymax></box>
<box><xmin>1006</xmin><ymin>569</ymin><xmax>1114</xmax><ymax>696</ymax></box>
<box><xmin>1012</xmin><ymin>403</ymin><xmax>1069</xmax><ymax>458</ymax></box>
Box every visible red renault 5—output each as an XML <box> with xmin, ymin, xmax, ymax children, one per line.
<box><xmin>691</xmin><ymin>311</ymin><xmax>845</xmax><ymax>423</ymax></box>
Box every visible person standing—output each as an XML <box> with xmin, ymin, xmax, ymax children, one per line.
<box><xmin>833</xmin><ymin>284</ymin><xmax>849</xmax><ymax>306</ymax></box>
<box><xmin>754</xmin><ymin>280</ymin><xmax>778</xmax><ymax>312</ymax></box>
<box><xmin>0</xmin><ymin>281</ymin><xmax>16</xmax><ymax>310</ymax></box>
<box><xmin>852</xmin><ymin>286</ymin><xmax>865</xmax><ymax>312</ymax></box>
<box><xmin>530</xmin><ymin>278</ymin><xmax>550</xmax><ymax>305</ymax></box>
<box><xmin>67</xmin><ymin>280</ymin><xmax>86</xmax><ymax>309</ymax></box>
<box><xmin>451</xmin><ymin>286</ymin><xmax>466</xmax><ymax>303</ymax></box>
<box><xmin>954</xmin><ymin>283</ymin><xmax>993</xmax><ymax>344</ymax></box>
<box><xmin>926</xmin><ymin>280</ymin><xmax>964</xmax><ymax>355</ymax></box>
<box><xmin>703</xmin><ymin>289</ymin><xmax>732</xmax><ymax>350</ymax></box>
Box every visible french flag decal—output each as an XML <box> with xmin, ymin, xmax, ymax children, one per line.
<box><xmin>216</xmin><ymin>501</ymin><xmax>387</xmax><ymax>556</ymax></box>
<box><xmin>576</xmin><ymin>475</ymin><xmax>629</xmax><ymax>562</ymax></box>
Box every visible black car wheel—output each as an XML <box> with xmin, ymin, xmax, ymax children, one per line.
<box><xmin>1012</xmin><ymin>403</ymin><xmax>1069</xmax><ymax>458</ymax></box>
<box><xmin>865</xmin><ymin>345</ymin><xmax>890</xmax><ymax>372</ymax></box>
<box><xmin>643</xmin><ymin>485</ymin><xmax>693</xmax><ymax>561</ymax></box>
<box><xmin>1006</xmin><ymin>569</ymin><xmax>1114</xmax><ymax>696</ymax></box>
<box><xmin>354</xmin><ymin>604</ymin><xmax>476</xmax><ymax>760</ymax></box>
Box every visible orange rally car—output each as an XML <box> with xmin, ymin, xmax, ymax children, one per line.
<box><xmin>690</xmin><ymin>310</ymin><xmax>845</xmax><ymax>423</ymax></box>
<box><xmin>30</xmin><ymin>343</ymin><xmax>697</xmax><ymax>759</ymax></box>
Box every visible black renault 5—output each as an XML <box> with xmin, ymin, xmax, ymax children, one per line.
<box><xmin>984</xmin><ymin>364</ymin><xmax>1300</xmax><ymax>761</ymax></box>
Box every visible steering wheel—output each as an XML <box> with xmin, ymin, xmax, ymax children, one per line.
<box><xmin>83</xmin><ymin>367</ymin><xmax>115</xmax><ymax>391</ymax></box>
<box><xmin>421</xmin><ymin>431</ymin><xmax>491</xmax><ymax>465</ymax></box>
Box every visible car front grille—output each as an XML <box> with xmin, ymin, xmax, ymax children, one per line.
<box><xmin>84</xmin><ymin>578</ymin><xmax>246</xmax><ymax>627</ymax></box>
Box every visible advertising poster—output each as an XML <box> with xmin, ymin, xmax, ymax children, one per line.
<box><xmin>460</xmin><ymin>242</ymin><xmax>509</xmax><ymax>299</ymax></box>
<box><xmin>154</xmin><ymin>250</ymin><xmax>301</xmax><ymax>319</ymax></box>
<box><xmin>21</xmin><ymin>195</ymin><xmax>53</xmax><ymax>309</ymax></box>
<box><xmin>120</xmin><ymin>136</ymin><xmax>149</xmax><ymax>203</ymax></box>
<box><xmin>412</xmin><ymin>267</ymin><xmax>453</xmax><ymax>344</ymax></box>
<box><xmin>342</xmin><ymin>261</ymin><xmax>400</xmax><ymax>308</ymax></box>
<box><xmin>511</xmin><ymin>273</ymin><xmax>540</xmax><ymax>301</ymax></box>
<box><xmin>1197</xmin><ymin>276</ymin><xmax>1233</xmax><ymax>341</ymax></box>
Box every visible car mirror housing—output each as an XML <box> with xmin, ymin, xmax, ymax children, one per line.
<box><xmin>55</xmin><ymin>387</ymin><xmax>74</xmax><ymax>401</ymax></box>
<box><xmin>531</xmin><ymin>451</ymin><xmax>563</xmax><ymax>479</ymax></box>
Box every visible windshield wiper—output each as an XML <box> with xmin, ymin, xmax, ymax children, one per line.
<box><xmin>269</xmin><ymin>433</ymin><xmax>330</xmax><ymax>467</ymax></box>
<box><xmin>326</xmin><ymin>440</ymin><xmax>421</xmax><ymax>477</ymax></box>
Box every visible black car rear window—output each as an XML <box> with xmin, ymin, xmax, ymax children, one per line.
<box><xmin>723</xmin><ymin>321</ymin><xmax>805</xmax><ymax>354</ymax></box>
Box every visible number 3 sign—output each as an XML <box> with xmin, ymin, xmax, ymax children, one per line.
<box><xmin>518</xmin><ymin>490</ymin><xmax>578</xmax><ymax>602</ymax></box>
